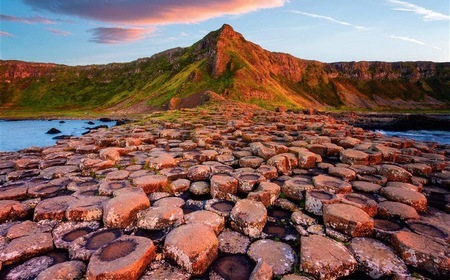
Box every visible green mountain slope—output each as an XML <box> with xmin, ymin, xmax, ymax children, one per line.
<box><xmin>1</xmin><ymin>24</ymin><xmax>450</xmax><ymax>116</ymax></box>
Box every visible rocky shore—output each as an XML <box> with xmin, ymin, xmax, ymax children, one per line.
<box><xmin>0</xmin><ymin>102</ymin><xmax>449</xmax><ymax>279</ymax></box>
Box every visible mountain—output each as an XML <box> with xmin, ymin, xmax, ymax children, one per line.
<box><xmin>1</xmin><ymin>24</ymin><xmax>450</xmax><ymax>116</ymax></box>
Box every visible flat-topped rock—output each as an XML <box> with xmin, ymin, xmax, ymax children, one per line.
<box><xmin>313</xmin><ymin>174</ymin><xmax>352</xmax><ymax>194</ymax></box>
<box><xmin>86</xmin><ymin>235</ymin><xmax>156</xmax><ymax>279</ymax></box>
<box><xmin>349</xmin><ymin>237</ymin><xmax>409</xmax><ymax>279</ymax></box>
<box><xmin>52</xmin><ymin>221</ymin><xmax>100</xmax><ymax>249</ymax></box>
<box><xmin>218</xmin><ymin>229</ymin><xmax>250</xmax><ymax>254</ymax></box>
<box><xmin>340</xmin><ymin>149</ymin><xmax>369</xmax><ymax>165</ymax></box>
<box><xmin>230</xmin><ymin>199</ymin><xmax>267</xmax><ymax>238</ymax></box>
<box><xmin>323</xmin><ymin>203</ymin><xmax>374</xmax><ymax>237</ymax></box>
<box><xmin>66</xmin><ymin>196</ymin><xmax>109</xmax><ymax>221</ymax></box>
<box><xmin>132</xmin><ymin>175</ymin><xmax>168</xmax><ymax>194</ymax></box>
<box><xmin>351</xmin><ymin>181</ymin><xmax>382</xmax><ymax>193</ymax></box>
<box><xmin>378</xmin><ymin>164</ymin><xmax>412</xmax><ymax>183</ymax></box>
<box><xmin>391</xmin><ymin>231</ymin><xmax>449</xmax><ymax>278</ymax></box>
<box><xmin>137</xmin><ymin>205</ymin><xmax>184</xmax><ymax>230</ymax></box>
<box><xmin>103</xmin><ymin>188</ymin><xmax>150</xmax><ymax>228</ymax></box>
<box><xmin>337</xmin><ymin>192</ymin><xmax>378</xmax><ymax>217</ymax></box>
<box><xmin>210</xmin><ymin>174</ymin><xmax>238</xmax><ymax>200</ymax></box>
<box><xmin>34</xmin><ymin>196</ymin><xmax>77</xmax><ymax>221</ymax></box>
<box><xmin>377</xmin><ymin>201</ymin><xmax>419</xmax><ymax>220</ymax></box>
<box><xmin>2</xmin><ymin>256</ymin><xmax>54</xmax><ymax>280</ymax></box>
<box><xmin>0</xmin><ymin>232</ymin><xmax>53</xmax><ymax>265</ymax></box>
<box><xmin>69</xmin><ymin>228</ymin><xmax>123</xmax><ymax>261</ymax></box>
<box><xmin>184</xmin><ymin>210</ymin><xmax>225</xmax><ymax>234</ymax></box>
<box><xmin>380</xmin><ymin>186</ymin><xmax>427</xmax><ymax>212</ymax></box>
<box><xmin>0</xmin><ymin>200</ymin><xmax>29</xmax><ymax>222</ymax></box>
<box><xmin>164</xmin><ymin>223</ymin><xmax>218</xmax><ymax>276</ymax></box>
<box><xmin>300</xmin><ymin>234</ymin><xmax>357</xmax><ymax>279</ymax></box>
<box><xmin>305</xmin><ymin>190</ymin><xmax>339</xmax><ymax>216</ymax></box>
<box><xmin>36</xmin><ymin>260</ymin><xmax>86</xmax><ymax>280</ymax></box>
<box><xmin>247</xmin><ymin>239</ymin><xmax>296</xmax><ymax>276</ymax></box>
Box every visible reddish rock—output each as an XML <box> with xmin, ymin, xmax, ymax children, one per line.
<box><xmin>218</xmin><ymin>229</ymin><xmax>250</xmax><ymax>254</ymax></box>
<box><xmin>146</xmin><ymin>153</ymin><xmax>177</xmax><ymax>170</ymax></box>
<box><xmin>328</xmin><ymin>166</ymin><xmax>356</xmax><ymax>181</ymax></box>
<box><xmin>164</xmin><ymin>224</ymin><xmax>218</xmax><ymax>276</ymax></box>
<box><xmin>68</xmin><ymin>228</ymin><xmax>123</xmax><ymax>261</ymax></box>
<box><xmin>230</xmin><ymin>199</ymin><xmax>267</xmax><ymax>238</ymax></box>
<box><xmin>377</xmin><ymin>201</ymin><xmax>419</xmax><ymax>220</ymax></box>
<box><xmin>137</xmin><ymin>206</ymin><xmax>184</xmax><ymax>230</ymax></box>
<box><xmin>103</xmin><ymin>188</ymin><xmax>150</xmax><ymax>228</ymax></box>
<box><xmin>282</xmin><ymin>177</ymin><xmax>314</xmax><ymax>201</ymax></box>
<box><xmin>340</xmin><ymin>149</ymin><xmax>369</xmax><ymax>165</ymax></box>
<box><xmin>86</xmin><ymin>235</ymin><xmax>156</xmax><ymax>280</ymax></box>
<box><xmin>267</xmin><ymin>153</ymin><xmax>297</xmax><ymax>175</ymax></box>
<box><xmin>323</xmin><ymin>203</ymin><xmax>374</xmax><ymax>237</ymax></box>
<box><xmin>66</xmin><ymin>196</ymin><xmax>109</xmax><ymax>221</ymax></box>
<box><xmin>99</xmin><ymin>147</ymin><xmax>122</xmax><ymax>162</ymax></box>
<box><xmin>351</xmin><ymin>180</ymin><xmax>383</xmax><ymax>193</ymax></box>
<box><xmin>236</xmin><ymin>172</ymin><xmax>265</xmax><ymax>193</ymax></box>
<box><xmin>249</xmin><ymin>260</ymin><xmax>273</xmax><ymax>280</ymax></box>
<box><xmin>247</xmin><ymin>239</ymin><xmax>296</xmax><ymax>276</ymax></box>
<box><xmin>187</xmin><ymin>165</ymin><xmax>211</xmax><ymax>181</ymax></box>
<box><xmin>210</xmin><ymin>174</ymin><xmax>238</xmax><ymax>200</ymax></box>
<box><xmin>34</xmin><ymin>196</ymin><xmax>77</xmax><ymax>221</ymax></box>
<box><xmin>391</xmin><ymin>231</ymin><xmax>449</xmax><ymax>278</ymax></box>
<box><xmin>337</xmin><ymin>193</ymin><xmax>378</xmax><ymax>217</ymax></box>
<box><xmin>380</xmin><ymin>186</ymin><xmax>427</xmax><ymax>212</ymax></box>
<box><xmin>297</xmin><ymin>150</ymin><xmax>321</xmax><ymax>169</ymax></box>
<box><xmin>305</xmin><ymin>190</ymin><xmax>339</xmax><ymax>216</ymax></box>
<box><xmin>239</xmin><ymin>156</ymin><xmax>265</xmax><ymax>168</ymax></box>
<box><xmin>0</xmin><ymin>200</ymin><xmax>29</xmax><ymax>222</ymax></box>
<box><xmin>312</xmin><ymin>174</ymin><xmax>352</xmax><ymax>194</ymax></box>
<box><xmin>133</xmin><ymin>175</ymin><xmax>168</xmax><ymax>194</ymax></box>
<box><xmin>378</xmin><ymin>164</ymin><xmax>412</xmax><ymax>183</ymax></box>
<box><xmin>349</xmin><ymin>237</ymin><xmax>409</xmax><ymax>279</ymax></box>
<box><xmin>0</xmin><ymin>232</ymin><xmax>53</xmax><ymax>265</ymax></box>
<box><xmin>300</xmin><ymin>235</ymin><xmax>357</xmax><ymax>279</ymax></box>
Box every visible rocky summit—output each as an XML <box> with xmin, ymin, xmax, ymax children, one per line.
<box><xmin>0</xmin><ymin>101</ymin><xmax>449</xmax><ymax>279</ymax></box>
<box><xmin>1</xmin><ymin>24</ymin><xmax>450</xmax><ymax>116</ymax></box>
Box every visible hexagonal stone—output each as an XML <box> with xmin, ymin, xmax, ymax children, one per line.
<box><xmin>300</xmin><ymin>235</ymin><xmax>357</xmax><ymax>279</ymax></box>
<box><xmin>137</xmin><ymin>206</ymin><xmax>184</xmax><ymax>230</ymax></box>
<box><xmin>210</xmin><ymin>174</ymin><xmax>238</xmax><ymax>200</ymax></box>
<box><xmin>167</xmin><ymin>178</ymin><xmax>190</xmax><ymax>194</ymax></box>
<box><xmin>218</xmin><ymin>229</ymin><xmax>250</xmax><ymax>254</ymax></box>
<box><xmin>187</xmin><ymin>165</ymin><xmax>211</xmax><ymax>181</ymax></box>
<box><xmin>68</xmin><ymin>228</ymin><xmax>123</xmax><ymax>261</ymax></box>
<box><xmin>349</xmin><ymin>237</ymin><xmax>409</xmax><ymax>279</ymax></box>
<box><xmin>249</xmin><ymin>260</ymin><xmax>273</xmax><ymax>280</ymax></box>
<box><xmin>380</xmin><ymin>186</ymin><xmax>427</xmax><ymax>212</ymax></box>
<box><xmin>190</xmin><ymin>181</ymin><xmax>210</xmax><ymax>195</ymax></box>
<box><xmin>34</xmin><ymin>196</ymin><xmax>77</xmax><ymax>221</ymax></box>
<box><xmin>98</xmin><ymin>180</ymin><xmax>131</xmax><ymax>196</ymax></box>
<box><xmin>164</xmin><ymin>224</ymin><xmax>218</xmax><ymax>276</ymax></box>
<box><xmin>267</xmin><ymin>153</ymin><xmax>297</xmax><ymax>175</ymax></box>
<box><xmin>340</xmin><ymin>149</ymin><xmax>369</xmax><ymax>165</ymax></box>
<box><xmin>282</xmin><ymin>177</ymin><xmax>314</xmax><ymax>201</ymax></box>
<box><xmin>351</xmin><ymin>181</ymin><xmax>382</xmax><ymax>193</ymax></box>
<box><xmin>312</xmin><ymin>174</ymin><xmax>352</xmax><ymax>194</ymax></box>
<box><xmin>247</xmin><ymin>239</ymin><xmax>296</xmax><ymax>276</ymax></box>
<box><xmin>103</xmin><ymin>188</ymin><xmax>150</xmax><ymax>228</ymax></box>
<box><xmin>36</xmin><ymin>260</ymin><xmax>86</xmax><ymax>280</ymax></box>
<box><xmin>328</xmin><ymin>166</ymin><xmax>356</xmax><ymax>181</ymax></box>
<box><xmin>296</xmin><ymin>150</ymin><xmax>321</xmax><ymax>169</ymax></box>
<box><xmin>66</xmin><ymin>196</ymin><xmax>109</xmax><ymax>221</ymax></box>
<box><xmin>377</xmin><ymin>201</ymin><xmax>419</xmax><ymax>220</ymax></box>
<box><xmin>378</xmin><ymin>164</ymin><xmax>412</xmax><ymax>183</ymax></box>
<box><xmin>230</xmin><ymin>199</ymin><xmax>267</xmax><ymax>238</ymax></box>
<box><xmin>391</xmin><ymin>231</ymin><xmax>449</xmax><ymax>278</ymax></box>
<box><xmin>0</xmin><ymin>183</ymin><xmax>28</xmax><ymax>200</ymax></box>
<box><xmin>145</xmin><ymin>153</ymin><xmax>177</xmax><ymax>170</ymax></box>
<box><xmin>323</xmin><ymin>203</ymin><xmax>374</xmax><ymax>237</ymax></box>
<box><xmin>2</xmin><ymin>256</ymin><xmax>54</xmax><ymax>280</ymax></box>
<box><xmin>239</xmin><ymin>156</ymin><xmax>265</xmax><ymax>168</ymax></box>
<box><xmin>336</xmin><ymin>193</ymin><xmax>378</xmax><ymax>217</ymax></box>
<box><xmin>0</xmin><ymin>200</ymin><xmax>29</xmax><ymax>222</ymax></box>
<box><xmin>6</xmin><ymin>220</ymin><xmax>53</xmax><ymax>240</ymax></box>
<box><xmin>87</xmin><ymin>235</ymin><xmax>156</xmax><ymax>279</ymax></box>
<box><xmin>52</xmin><ymin>221</ymin><xmax>100</xmax><ymax>250</ymax></box>
<box><xmin>133</xmin><ymin>175</ymin><xmax>168</xmax><ymax>194</ymax></box>
<box><xmin>141</xmin><ymin>260</ymin><xmax>191</xmax><ymax>280</ymax></box>
<box><xmin>236</xmin><ymin>172</ymin><xmax>265</xmax><ymax>193</ymax></box>
<box><xmin>184</xmin><ymin>210</ymin><xmax>225</xmax><ymax>235</ymax></box>
<box><xmin>0</xmin><ymin>232</ymin><xmax>53</xmax><ymax>265</ymax></box>
<box><xmin>305</xmin><ymin>190</ymin><xmax>339</xmax><ymax>216</ymax></box>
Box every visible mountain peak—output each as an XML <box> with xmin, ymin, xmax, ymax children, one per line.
<box><xmin>216</xmin><ymin>24</ymin><xmax>242</xmax><ymax>40</ymax></box>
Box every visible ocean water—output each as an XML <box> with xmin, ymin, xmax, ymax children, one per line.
<box><xmin>0</xmin><ymin>119</ymin><xmax>116</xmax><ymax>152</ymax></box>
<box><xmin>377</xmin><ymin>130</ymin><xmax>450</xmax><ymax>145</ymax></box>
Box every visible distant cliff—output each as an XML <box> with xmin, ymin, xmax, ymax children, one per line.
<box><xmin>1</xmin><ymin>24</ymin><xmax>449</xmax><ymax>115</ymax></box>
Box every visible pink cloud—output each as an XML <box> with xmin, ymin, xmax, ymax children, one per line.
<box><xmin>88</xmin><ymin>27</ymin><xmax>152</xmax><ymax>44</ymax></box>
<box><xmin>0</xmin><ymin>31</ymin><xmax>15</xmax><ymax>37</ymax></box>
<box><xmin>0</xmin><ymin>14</ymin><xmax>55</xmax><ymax>24</ymax></box>
<box><xmin>45</xmin><ymin>28</ymin><xmax>72</xmax><ymax>36</ymax></box>
<box><xmin>23</xmin><ymin>0</ymin><xmax>286</xmax><ymax>25</ymax></box>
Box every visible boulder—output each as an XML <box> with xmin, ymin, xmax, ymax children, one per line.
<box><xmin>323</xmin><ymin>203</ymin><xmax>374</xmax><ymax>237</ymax></box>
<box><xmin>230</xmin><ymin>199</ymin><xmax>267</xmax><ymax>238</ymax></box>
<box><xmin>247</xmin><ymin>239</ymin><xmax>296</xmax><ymax>276</ymax></box>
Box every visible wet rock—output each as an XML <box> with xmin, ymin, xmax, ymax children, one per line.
<box><xmin>391</xmin><ymin>231</ymin><xmax>449</xmax><ymax>278</ymax></box>
<box><xmin>103</xmin><ymin>188</ymin><xmax>150</xmax><ymax>228</ymax></box>
<box><xmin>52</xmin><ymin>221</ymin><xmax>100</xmax><ymax>249</ymax></box>
<box><xmin>230</xmin><ymin>199</ymin><xmax>267</xmax><ymax>238</ymax></box>
<box><xmin>98</xmin><ymin>180</ymin><xmax>130</xmax><ymax>196</ymax></box>
<box><xmin>323</xmin><ymin>203</ymin><xmax>374</xmax><ymax>237</ymax></box>
<box><xmin>66</xmin><ymin>196</ymin><xmax>109</xmax><ymax>221</ymax></box>
<box><xmin>69</xmin><ymin>228</ymin><xmax>123</xmax><ymax>260</ymax></box>
<box><xmin>36</xmin><ymin>260</ymin><xmax>86</xmax><ymax>280</ymax></box>
<box><xmin>378</xmin><ymin>164</ymin><xmax>412</xmax><ymax>183</ymax></box>
<box><xmin>300</xmin><ymin>234</ymin><xmax>357</xmax><ymax>279</ymax></box>
<box><xmin>247</xmin><ymin>239</ymin><xmax>296</xmax><ymax>276</ymax></box>
<box><xmin>45</xmin><ymin>128</ymin><xmax>61</xmax><ymax>134</ymax></box>
<box><xmin>209</xmin><ymin>255</ymin><xmax>255</xmax><ymax>280</ymax></box>
<box><xmin>380</xmin><ymin>186</ymin><xmax>427</xmax><ymax>212</ymax></box>
<box><xmin>133</xmin><ymin>175</ymin><xmax>168</xmax><ymax>194</ymax></box>
<box><xmin>86</xmin><ymin>235</ymin><xmax>156</xmax><ymax>279</ymax></box>
<box><xmin>0</xmin><ymin>232</ymin><xmax>53</xmax><ymax>265</ymax></box>
<box><xmin>218</xmin><ymin>229</ymin><xmax>250</xmax><ymax>254</ymax></box>
<box><xmin>137</xmin><ymin>206</ymin><xmax>184</xmax><ymax>230</ymax></box>
<box><xmin>373</xmin><ymin>219</ymin><xmax>406</xmax><ymax>243</ymax></box>
<box><xmin>164</xmin><ymin>223</ymin><xmax>218</xmax><ymax>276</ymax></box>
<box><xmin>210</xmin><ymin>174</ymin><xmax>238</xmax><ymax>200</ymax></box>
<box><xmin>377</xmin><ymin>201</ymin><xmax>419</xmax><ymax>220</ymax></box>
<box><xmin>34</xmin><ymin>196</ymin><xmax>77</xmax><ymax>221</ymax></box>
<box><xmin>184</xmin><ymin>210</ymin><xmax>225</xmax><ymax>234</ymax></box>
<box><xmin>406</xmin><ymin>219</ymin><xmax>450</xmax><ymax>244</ymax></box>
<box><xmin>189</xmin><ymin>180</ymin><xmax>210</xmax><ymax>195</ymax></box>
<box><xmin>349</xmin><ymin>237</ymin><xmax>409</xmax><ymax>279</ymax></box>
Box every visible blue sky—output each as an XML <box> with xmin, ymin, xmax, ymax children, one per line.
<box><xmin>1</xmin><ymin>0</ymin><xmax>448</xmax><ymax>65</ymax></box>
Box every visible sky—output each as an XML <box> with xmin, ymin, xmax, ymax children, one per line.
<box><xmin>1</xmin><ymin>0</ymin><xmax>449</xmax><ymax>65</ymax></box>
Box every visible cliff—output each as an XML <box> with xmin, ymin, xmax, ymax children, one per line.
<box><xmin>1</xmin><ymin>24</ymin><xmax>449</xmax><ymax>115</ymax></box>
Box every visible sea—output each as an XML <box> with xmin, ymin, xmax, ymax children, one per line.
<box><xmin>376</xmin><ymin>130</ymin><xmax>450</xmax><ymax>145</ymax></box>
<box><xmin>0</xmin><ymin>119</ymin><xmax>116</xmax><ymax>152</ymax></box>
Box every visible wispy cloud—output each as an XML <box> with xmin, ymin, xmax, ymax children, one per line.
<box><xmin>24</xmin><ymin>0</ymin><xmax>287</xmax><ymax>25</ymax></box>
<box><xmin>89</xmin><ymin>27</ymin><xmax>154</xmax><ymax>44</ymax></box>
<box><xmin>0</xmin><ymin>31</ymin><xmax>16</xmax><ymax>37</ymax></box>
<box><xmin>45</xmin><ymin>28</ymin><xmax>72</xmax><ymax>36</ymax></box>
<box><xmin>0</xmin><ymin>14</ymin><xmax>54</xmax><ymax>24</ymax></box>
<box><xmin>389</xmin><ymin>0</ymin><xmax>450</xmax><ymax>21</ymax></box>
<box><xmin>290</xmin><ymin>10</ymin><xmax>372</xmax><ymax>31</ymax></box>
<box><xmin>389</xmin><ymin>35</ymin><xmax>441</xmax><ymax>50</ymax></box>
